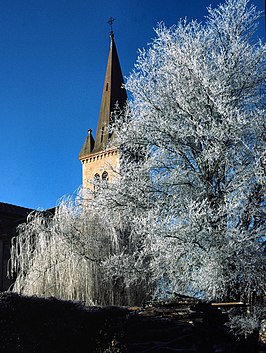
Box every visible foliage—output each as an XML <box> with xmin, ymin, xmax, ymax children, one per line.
<box><xmin>10</xmin><ymin>192</ymin><xmax>149</xmax><ymax>305</ymax></box>
<box><xmin>227</xmin><ymin>305</ymin><xmax>266</xmax><ymax>337</ymax></box>
<box><xmin>99</xmin><ymin>0</ymin><xmax>266</xmax><ymax>302</ymax></box>
<box><xmin>10</xmin><ymin>195</ymin><xmax>118</xmax><ymax>305</ymax></box>
<box><xmin>0</xmin><ymin>292</ymin><xmax>127</xmax><ymax>353</ymax></box>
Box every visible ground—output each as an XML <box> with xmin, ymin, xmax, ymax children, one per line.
<box><xmin>0</xmin><ymin>292</ymin><xmax>265</xmax><ymax>353</ymax></box>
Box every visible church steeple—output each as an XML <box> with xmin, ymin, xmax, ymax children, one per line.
<box><xmin>79</xmin><ymin>26</ymin><xmax>127</xmax><ymax>188</ymax></box>
<box><xmin>93</xmin><ymin>30</ymin><xmax>127</xmax><ymax>153</ymax></box>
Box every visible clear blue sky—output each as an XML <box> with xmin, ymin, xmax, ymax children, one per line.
<box><xmin>0</xmin><ymin>0</ymin><xmax>264</xmax><ymax>210</ymax></box>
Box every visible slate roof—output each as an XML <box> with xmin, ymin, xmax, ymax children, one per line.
<box><xmin>0</xmin><ymin>202</ymin><xmax>33</xmax><ymax>225</ymax></box>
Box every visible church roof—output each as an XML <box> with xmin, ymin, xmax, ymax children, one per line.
<box><xmin>79</xmin><ymin>31</ymin><xmax>127</xmax><ymax>159</ymax></box>
<box><xmin>0</xmin><ymin>202</ymin><xmax>33</xmax><ymax>218</ymax></box>
<box><xmin>0</xmin><ymin>202</ymin><xmax>33</xmax><ymax>227</ymax></box>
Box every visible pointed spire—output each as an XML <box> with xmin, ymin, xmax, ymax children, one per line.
<box><xmin>92</xmin><ymin>29</ymin><xmax>127</xmax><ymax>153</ymax></box>
<box><xmin>79</xmin><ymin>129</ymin><xmax>95</xmax><ymax>159</ymax></box>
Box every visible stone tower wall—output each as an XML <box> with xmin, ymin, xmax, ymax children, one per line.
<box><xmin>81</xmin><ymin>147</ymin><xmax>119</xmax><ymax>190</ymax></box>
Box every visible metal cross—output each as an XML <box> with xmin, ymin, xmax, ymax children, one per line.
<box><xmin>107</xmin><ymin>17</ymin><xmax>115</xmax><ymax>32</ymax></box>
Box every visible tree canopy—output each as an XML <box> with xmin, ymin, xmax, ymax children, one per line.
<box><xmin>99</xmin><ymin>0</ymin><xmax>266</xmax><ymax>303</ymax></box>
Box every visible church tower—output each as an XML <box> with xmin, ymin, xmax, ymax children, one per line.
<box><xmin>79</xmin><ymin>27</ymin><xmax>127</xmax><ymax>189</ymax></box>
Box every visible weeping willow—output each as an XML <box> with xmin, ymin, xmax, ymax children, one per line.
<box><xmin>9</xmin><ymin>194</ymin><xmax>133</xmax><ymax>306</ymax></box>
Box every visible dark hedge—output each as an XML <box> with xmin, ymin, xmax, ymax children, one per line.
<box><xmin>0</xmin><ymin>292</ymin><xmax>126</xmax><ymax>353</ymax></box>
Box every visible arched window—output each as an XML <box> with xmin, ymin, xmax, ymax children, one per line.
<box><xmin>102</xmin><ymin>171</ymin><xmax>108</xmax><ymax>181</ymax></box>
<box><xmin>94</xmin><ymin>173</ymin><xmax>100</xmax><ymax>194</ymax></box>
<box><xmin>94</xmin><ymin>173</ymin><xmax>100</xmax><ymax>181</ymax></box>
<box><xmin>102</xmin><ymin>171</ymin><xmax>108</xmax><ymax>188</ymax></box>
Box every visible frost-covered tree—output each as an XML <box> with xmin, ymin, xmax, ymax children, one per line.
<box><xmin>10</xmin><ymin>193</ymin><xmax>148</xmax><ymax>306</ymax></box>
<box><xmin>96</xmin><ymin>0</ymin><xmax>266</xmax><ymax>303</ymax></box>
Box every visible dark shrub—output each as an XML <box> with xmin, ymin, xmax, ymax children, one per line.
<box><xmin>0</xmin><ymin>292</ymin><xmax>126</xmax><ymax>353</ymax></box>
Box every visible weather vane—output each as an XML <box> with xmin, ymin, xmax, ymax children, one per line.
<box><xmin>107</xmin><ymin>17</ymin><xmax>115</xmax><ymax>34</ymax></box>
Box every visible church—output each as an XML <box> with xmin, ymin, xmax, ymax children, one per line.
<box><xmin>0</xmin><ymin>26</ymin><xmax>127</xmax><ymax>292</ymax></box>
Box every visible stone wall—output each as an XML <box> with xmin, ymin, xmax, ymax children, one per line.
<box><xmin>81</xmin><ymin>147</ymin><xmax>119</xmax><ymax>190</ymax></box>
